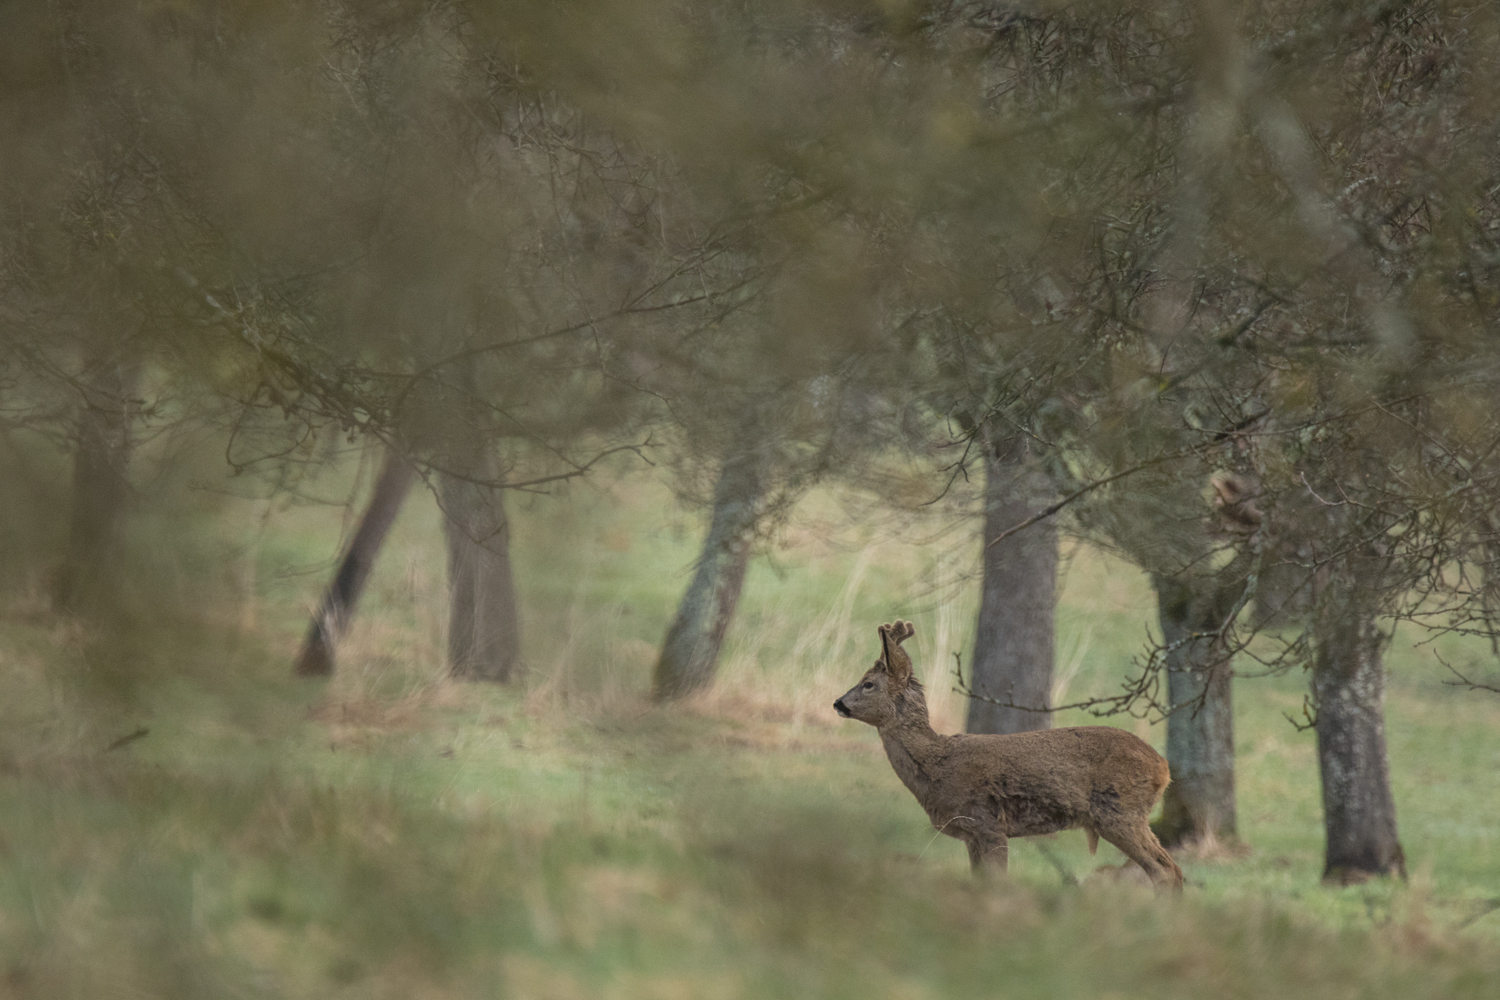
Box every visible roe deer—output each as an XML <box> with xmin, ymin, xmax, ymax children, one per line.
<box><xmin>834</xmin><ymin>621</ymin><xmax>1184</xmax><ymax>889</ymax></box>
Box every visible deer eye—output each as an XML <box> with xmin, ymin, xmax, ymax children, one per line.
<box><xmin>862</xmin><ymin>681</ymin><xmax>875</xmax><ymax>690</ymax></box>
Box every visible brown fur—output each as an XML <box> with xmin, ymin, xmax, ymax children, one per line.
<box><xmin>834</xmin><ymin>621</ymin><xmax>1184</xmax><ymax>889</ymax></box>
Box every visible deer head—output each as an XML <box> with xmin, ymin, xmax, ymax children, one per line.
<box><xmin>833</xmin><ymin>620</ymin><xmax>916</xmax><ymax>726</ymax></box>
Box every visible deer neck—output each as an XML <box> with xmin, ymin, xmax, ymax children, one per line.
<box><xmin>877</xmin><ymin>691</ymin><xmax>945</xmax><ymax>803</ymax></box>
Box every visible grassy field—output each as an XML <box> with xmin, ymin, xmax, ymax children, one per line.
<box><xmin>1</xmin><ymin>448</ymin><xmax>1498</xmax><ymax>999</ymax></box>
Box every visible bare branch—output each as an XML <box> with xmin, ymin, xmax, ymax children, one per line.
<box><xmin>1437</xmin><ymin>651</ymin><xmax>1500</xmax><ymax>695</ymax></box>
<box><xmin>987</xmin><ymin>446</ymin><xmax>1208</xmax><ymax>548</ymax></box>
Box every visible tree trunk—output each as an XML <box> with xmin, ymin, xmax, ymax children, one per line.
<box><xmin>440</xmin><ymin>449</ymin><xmax>522</xmax><ymax>683</ymax></box>
<box><xmin>653</xmin><ymin>449</ymin><xmax>760</xmax><ymax>701</ymax></box>
<box><xmin>56</xmin><ymin>358</ymin><xmax>139</xmax><ymax>612</ymax></box>
<box><xmin>1251</xmin><ymin>534</ymin><xmax>1314</xmax><ymax>631</ymax></box>
<box><xmin>1313</xmin><ymin>581</ymin><xmax>1405</xmax><ymax>883</ymax></box>
<box><xmin>294</xmin><ymin>449</ymin><xmax>415</xmax><ymax>677</ymax></box>
<box><xmin>1151</xmin><ymin>575</ymin><xmax>1239</xmax><ymax>847</ymax></box>
<box><xmin>966</xmin><ymin>436</ymin><xmax>1056</xmax><ymax>735</ymax></box>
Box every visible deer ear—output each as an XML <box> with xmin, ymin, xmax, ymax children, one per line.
<box><xmin>879</xmin><ymin>621</ymin><xmax>914</xmax><ymax>689</ymax></box>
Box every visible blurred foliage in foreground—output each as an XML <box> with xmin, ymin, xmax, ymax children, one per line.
<box><xmin>4</xmin><ymin>0</ymin><xmax>1500</xmax><ymax>995</ymax></box>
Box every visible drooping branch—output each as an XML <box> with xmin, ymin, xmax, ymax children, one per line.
<box><xmin>985</xmin><ymin>446</ymin><xmax>1211</xmax><ymax>548</ymax></box>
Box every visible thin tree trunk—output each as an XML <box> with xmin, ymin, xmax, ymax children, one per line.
<box><xmin>440</xmin><ymin>449</ymin><xmax>522</xmax><ymax>683</ymax></box>
<box><xmin>1151</xmin><ymin>575</ymin><xmax>1238</xmax><ymax>847</ymax></box>
<box><xmin>966</xmin><ymin>435</ymin><xmax>1056</xmax><ymax>735</ymax></box>
<box><xmin>294</xmin><ymin>449</ymin><xmax>415</xmax><ymax>677</ymax></box>
<box><xmin>653</xmin><ymin>449</ymin><xmax>760</xmax><ymax>701</ymax></box>
<box><xmin>57</xmin><ymin>358</ymin><xmax>139</xmax><ymax>612</ymax></box>
<box><xmin>1313</xmin><ymin>580</ymin><xmax>1405</xmax><ymax>883</ymax></box>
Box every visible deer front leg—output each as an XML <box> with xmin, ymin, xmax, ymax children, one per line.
<box><xmin>965</xmin><ymin>829</ymin><xmax>1009</xmax><ymax>874</ymax></box>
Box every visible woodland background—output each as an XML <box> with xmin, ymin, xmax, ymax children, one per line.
<box><xmin>2</xmin><ymin>1</ymin><xmax>1500</xmax><ymax>997</ymax></box>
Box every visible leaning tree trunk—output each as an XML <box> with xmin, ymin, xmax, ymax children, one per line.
<box><xmin>1313</xmin><ymin>580</ymin><xmax>1405</xmax><ymax>883</ymax></box>
<box><xmin>1151</xmin><ymin>575</ymin><xmax>1239</xmax><ymax>847</ymax></box>
<box><xmin>653</xmin><ymin>449</ymin><xmax>760</xmax><ymax>701</ymax></box>
<box><xmin>440</xmin><ymin>446</ymin><xmax>522</xmax><ymax>683</ymax></box>
<box><xmin>56</xmin><ymin>357</ymin><xmax>139</xmax><ymax>612</ymax></box>
<box><xmin>294</xmin><ymin>449</ymin><xmax>415</xmax><ymax>676</ymax></box>
<box><xmin>966</xmin><ymin>436</ymin><xmax>1056</xmax><ymax>735</ymax></box>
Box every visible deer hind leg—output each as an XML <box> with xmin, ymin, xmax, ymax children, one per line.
<box><xmin>965</xmin><ymin>830</ymin><xmax>1009</xmax><ymax>875</ymax></box>
<box><xmin>1097</xmin><ymin>818</ymin><xmax>1183</xmax><ymax>891</ymax></box>
<box><xmin>1147</xmin><ymin>832</ymin><xmax>1185</xmax><ymax>889</ymax></box>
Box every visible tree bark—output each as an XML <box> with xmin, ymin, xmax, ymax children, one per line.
<box><xmin>294</xmin><ymin>449</ymin><xmax>415</xmax><ymax>676</ymax></box>
<box><xmin>56</xmin><ymin>358</ymin><xmax>139</xmax><ymax>612</ymax></box>
<box><xmin>653</xmin><ymin>448</ymin><xmax>760</xmax><ymax>701</ymax></box>
<box><xmin>1151</xmin><ymin>574</ymin><xmax>1239</xmax><ymax>847</ymax></box>
<box><xmin>1313</xmin><ymin>580</ymin><xmax>1405</xmax><ymax>883</ymax></box>
<box><xmin>966</xmin><ymin>435</ymin><xmax>1056</xmax><ymax>735</ymax></box>
<box><xmin>440</xmin><ymin>449</ymin><xmax>522</xmax><ymax>683</ymax></box>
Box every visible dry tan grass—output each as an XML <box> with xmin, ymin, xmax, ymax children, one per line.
<box><xmin>525</xmin><ymin>576</ymin><xmax>648</xmax><ymax>719</ymax></box>
<box><xmin>697</xmin><ymin>542</ymin><xmax>881</xmax><ymax>729</ymax></box>
<box><xmin>1168</xmin><ymin>828</ymin><xmax>1256</xmax><ymax>862</ymax></box>
<box><xmin>326</xmin><ymin>476</ymin><xmax>993</xmax><ymax>738</ymax></box>
<box><xmin>687</xmin><ymin>536</ymin><xmax>981</xmax><ymax>735</ymax></box>
<box><xmin>304</xmin><ymin>540</ymin><xmax>468</xmax><ymax>745</ymax></box>
<box><xmin>1081</xmin><ymin>862</ymin><xmax>1156</xmax><ymax>888</ymax></box>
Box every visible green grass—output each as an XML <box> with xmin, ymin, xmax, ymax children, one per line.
<box><xmin>0</xmin><ymin>451</ymin><xmax>1498</xmax><ymax>998</ymax></box>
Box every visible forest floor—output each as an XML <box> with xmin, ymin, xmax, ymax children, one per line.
<box><xmin>1</xmin><ymin>448</ymin><xmax>1498</xmax><ymax>999</ymax></box>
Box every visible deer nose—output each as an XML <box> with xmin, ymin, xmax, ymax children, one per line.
<box><xmin>833</xmin><ymin>698</ymin><xmax>851</xmax><ymax>718</ymax></box>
